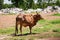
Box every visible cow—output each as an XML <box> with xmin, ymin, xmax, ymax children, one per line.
<box><xmin>15</xmin><ymin>12</ymin><xmax>43</xmax><ymax>35</ymax></box>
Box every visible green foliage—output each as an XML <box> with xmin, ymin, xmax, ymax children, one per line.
<box><xmin>24</xmin><ymin>0</ymin><xmax>35</xmax><ymax>9</ymax></box>
<box><xmin>37</xmin><ymin>0</ymin><xmax>47</xmax><ymax>9</ymax></box>
<box><xmin>1</xmin><ymin>0</ymin><xmax>60</xmax><ymax>10</ymax></box>
<box><xmin>0</xmin><ymin>0</ymin><xmax>60</xmax><ymax>10</ymax></box>
<box><xmin>9</xmin><ymin>0</ymin><xmax>24</xmax><ymax>8</ymax></box>
<box><xmin>9</xmin><ymin>0</ymin><xmax>35</xmax><ymax>9</ymax></box>
<box><xmin>3</xmin><ymin>4</ymin><xmax>9</xmax><ymax>8</ymax></box>
<box><xmin>41</xmin><ymin>2</ymin><xmax>47</xmax><ymax>9</ymax></box>
<box><xmin>37</xmin><ymin>0</ymin><xmax>42</xmax><ymax>8</ymax></box>
<box><xmin>3</xmin><ymin>4</ymin><xmax>15</xmax><ymax>8</ymax></box>
<box><xmin>56</xmin><ymin>0</ymin><xmax>60</xmax><ymax>6</ymax></box>
<box><xmin>47</xmin><ymin>0</ymin><xmax>52</xmax><ymax>6</ymax></box>
<box><xmin>0</xmin><ymin>0</ymin><xmax>4</xmax><ymax>9</ymax></box>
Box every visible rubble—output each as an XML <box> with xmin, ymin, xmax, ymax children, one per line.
<box><xmin>0</xmin><ymin>6</ymin><xmax>60</xmax><ymax>14</ymax></box>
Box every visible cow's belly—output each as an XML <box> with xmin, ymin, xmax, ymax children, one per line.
<box><xmin>22</xmin><ymin>23</ymin><xmax>35</xmax><ymax>27</ymax></box>
<box><xmin>22</xmin><ymin>23</ymin><xmax>29</xmax><ymax>27</ymax></box>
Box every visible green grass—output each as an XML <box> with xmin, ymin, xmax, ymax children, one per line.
<box><xmin>0</xmin><ymin>19</ymin><xmax>60</xmax><ymax>40</ymax></box>
<box><xmin>49</xmin><ymin>19</ymin><xmax>60</xmax><ymax>24</ymax></box>
<box><xmin>0</xmin><ymin>27</ymin><xmax>15</xmax><ymax>35</ymax></box>
<box><xmin>52</xmin><ymin>13</ymin><xmax>60</xmax><ymax>16</ymax></box>
<box><xmin>53</xmin><ymin>28</ymin><xmax>60</xmax><ymax>32</ymax></box>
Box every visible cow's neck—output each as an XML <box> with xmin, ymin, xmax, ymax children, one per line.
<box><xmin>33</xmin><ymin>18</ymin><xmax>39</xmax><ymax>26</ymax></box>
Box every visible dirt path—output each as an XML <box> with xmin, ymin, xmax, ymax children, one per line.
<box><xmin>0</xmin><ymin>35</ymin><xmax>11</xmax><ymax>40</ymax></box>
<box><xmin>0</xmin><ymin>35</ymin><xmax>60</xmax><ymax>40</ymax></box>
<box><xmin>36</xmin><ymin>38</ymin><xmax>60</xmax><ymax>40</ymax></box>
<box><xmin>0</xmin><ymin>15</ymin><xmax>16</xmax><ymax>28</ymax></box>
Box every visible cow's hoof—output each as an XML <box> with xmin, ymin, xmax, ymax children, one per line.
<box><xmin>30</xmin><ymin>33</ymin><xmax>32</xmax><ymax>34</ymax></box>
<box><xmin>14</xmin><ymin>34</ymin><xmax>17</xmax><ymax>36</ymax></box>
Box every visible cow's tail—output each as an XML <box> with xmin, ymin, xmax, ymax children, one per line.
<box><xmin>15</xmin><ymin>20</ymin><xmax>18</xmax><ymax>35</ymax></box>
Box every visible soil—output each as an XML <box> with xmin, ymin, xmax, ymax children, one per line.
<box><xmin>0</xmin><ymin>12</ymin><xmax>60</xmax><ymax>40</ymax></box>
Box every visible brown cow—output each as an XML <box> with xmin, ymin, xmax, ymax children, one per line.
<box><xmin>15</xmin><ymin>13</ymin><xmax>43</xmax><ymax>35</ymax></box>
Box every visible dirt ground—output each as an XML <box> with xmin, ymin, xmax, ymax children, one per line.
<box><xmin>0</xmin><ymin>15</ymin><xmax>16</xmax><ymax>28</ymax></box>
<box><xmin>0</xmin><ymin>33</ymin><xmax>60</xmax><ymax>40</ymax></box>
<box><xmin>0</xmin><ymin>12</ymin><xmax>60</xmax><ymax>40</ymax></box>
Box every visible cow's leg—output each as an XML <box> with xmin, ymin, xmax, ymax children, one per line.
<box><xmin>20</xmin><ymin>25</ymin><xmax>22</xmax><ymax>35</ymax></box>
<box><xmin>29</xmin><ymin>26</ymin><xmax>32</xmax><ymax>34</ymax></box>
<box><xmin>15</xmin><ymin>22</ymin><xmax>18</xmax><ymax>36</ymax></box>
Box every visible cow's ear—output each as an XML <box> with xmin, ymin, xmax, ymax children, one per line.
<box><xmin>37</xmin><ymin>13</ymin><xmax>39</xmax><ymax>15</ymax></box>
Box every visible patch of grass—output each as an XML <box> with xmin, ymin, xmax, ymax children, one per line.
<box><xmin>51</xmin><ymin>33</ymin><xmax>60</xmax><ymax>37</ymax></box>
<box><xmin>0</xmin><ymin>27</ymin><xmax>15</xmax><ymax>35</ymax></box>
<box><xmin>53</xmin><ymin>28</ymin><xmax>60</xmax><ymax>32</ymax></box>
<box><xmin>38</xmin><ymin>20</ymin><xmax>47</xmax><ymax>24</ymax></box>
<box><xmin>0</xmin><ymin>24</ymin><xmax>53</xmax><ymax>35</ymax></box>
<box><xmin>49</xmin><ymin>19</ymin><xmax>60</xmax><ymax>24</ymax></box>
<box><xmin>52</xmin><ymin>13</ymin><xmax>60</xmax><ymax>16</ymax></box>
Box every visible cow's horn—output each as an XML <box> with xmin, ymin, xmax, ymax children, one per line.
<box><xmin>36</xmin><ymin>11</ymin><xmax>39</xmax><ymax>15</ymax></box>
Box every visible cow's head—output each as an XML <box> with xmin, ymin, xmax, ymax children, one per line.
<box><xmin>34</xmin><ymin>12</ymin><xmax>43</xmax><ymax>20</ymax></box>
<box><xmin>33</xmin><ymin>13</ymin><xmax>43</xmax><ymax>22</ymax></box>
<box><xmin>36</xmin><ymin>13</ymin><xmax>43</xmax><ymax>20</ymax></box>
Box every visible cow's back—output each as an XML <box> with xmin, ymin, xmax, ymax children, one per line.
<box><xmin>24</xmin><ymin>14</ymin><xmax>34</xmax><ymax>24</ymax></box>
<box><xmin>16</xmin><ymin>14</ymin><xmax>35</xmax><ymax>27</ymax></box>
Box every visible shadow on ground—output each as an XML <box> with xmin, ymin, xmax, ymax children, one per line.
<box><xmin>10</xmin><ymin>33</ymin><xmax>39</xmax><ymax>36</ymax></box>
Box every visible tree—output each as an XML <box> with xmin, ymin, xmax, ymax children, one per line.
<box><xmin>42</xmin><ymin>2</ymin><xmax>47</xmax><ymax>9</ymax></box>
<box><xmin>3</xmin><ymin>4</ymin><xmax>15</xmax><ymax>9</ymax></box>
<box><xmin>9</xmin><ymin>0</ymin><xmax>35</xmax><ymax>9</ymax></box>
<box><xmin>56</xmin><ymin>0</ymin><xmax>60</xmax><ymax>6</ymax></box>
<box><xmin>0</xmin><ymin>0</ymin><xmax>4</xmax><ymax>10</ymax></box>
<box><xmin>25</xmin><ymin>0</ymin><xmax>34</xmax><ymax>9</ymax></box>
<box><xmin>37</xmin><ymin>0</ymin><xmax>42</xmax><ymax>8</ymax></box>
<box><xmin>9</xmin><ymin>0</ymin><xmax>24</xmax><ymax>8</ymax></box>
<box><xmin>47</xmin><ymin>0</ymin><xmax>56</xmax><ymax>6</ymax></box>
<box><xmin>48</xmin><ymin>0</ymin><xmax>51</xmax><ymax>6</ymax></box>
<box><xmin>37</xmin><ymin>0</ymin><xmax>47</xmax><ymax>9</ymax></box>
